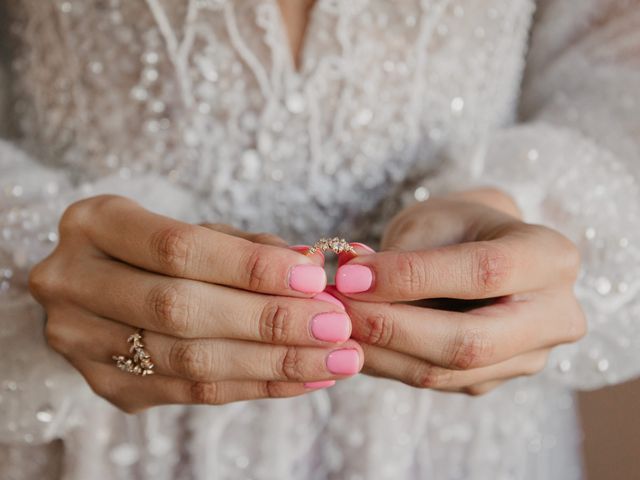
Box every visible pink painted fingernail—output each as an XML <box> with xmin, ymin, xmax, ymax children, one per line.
<box><xmin>304</xmin><ymin>380</ymin><xmax>336</xmax><ymax>389</ymax></box>
<box><xmin>289</xmin><ymin>265</ymin><xmax>327</xmax><ymax>293</ymax></box>
<box><xmin>335</xmin><ymin>265</ymin><xmax>373</xmax><ymax>293</ymax></box>
<box><xmin>311</xmin><ymin>312</ymin><xmax>351</xmax><ymax>342</ymax></box>
<box><xmin>350</xmin><ymin>242</ymin><xmax>375</xmax><ymax>254</ymax></box>
<box><xmin>313</xmin><ymin>291</ymin><xmax>345</xmax><ymax>310</ymax></box>
<box><xmin>326</xmin><ymin>349</ymin><xmax>360</xmax><ymax>375</ymax></box>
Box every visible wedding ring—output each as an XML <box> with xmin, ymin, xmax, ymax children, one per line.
<box><xmin>306</xmin><ymin>237</ymin><xmax>357</xmax><ymax>256</ymax></box>
<box><xmin>112</xmin><ymin>329</ymin><xmax>155</xmax><ymax>376</ymax></box>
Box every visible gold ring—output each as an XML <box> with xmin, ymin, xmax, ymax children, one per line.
<box><xmin>112</xmin><ymin>329</ymin><xmax>155</xmax><ymax>376</ymax></box>
<box><xmin>305</xmin><ymin>237</ymin><xmax>357</xmax><ymax>256</ymax></box>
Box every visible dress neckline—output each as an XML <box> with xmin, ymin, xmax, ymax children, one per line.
<box><xmin>272</xmin><ymin>0</ymin><xmax>319</xmax><ymax>74</ymax></box>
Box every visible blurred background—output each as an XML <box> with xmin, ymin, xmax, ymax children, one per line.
<box><xmin>580</xmin><ymin>378</ymin><xmax>640</xmax><ymax>479</ymax></box>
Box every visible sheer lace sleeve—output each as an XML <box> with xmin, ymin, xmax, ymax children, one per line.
<box><xmin>409</xmin><ymin>0</ymin><xmax>640</xmax><ymax>390</ymax></box>
<box><xmin>0</xmin><ymin>77</ymin><xmax>200</xmax><ymax>446</ymax></box>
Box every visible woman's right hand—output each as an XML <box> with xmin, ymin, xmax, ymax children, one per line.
<box><xmin>28</xmin><ymin>195</ymin><xmax>363</xmax><ymax>413</ymax></box>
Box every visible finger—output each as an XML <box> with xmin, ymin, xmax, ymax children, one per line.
<box><xmin>63</xmin><ymin>196</ymin><xmax>326</xmax><ymax>296</ymax></box>
<box><xmin>198</xmin><ymin>220</ymin><xmax>326</xmax><ymax>267</ymax></box>
<box><xmin>335</xmin><ymin>290</ymin><xmax>583</xmax><ymax>370</ymax></box>
<box><xmin>63</xmin><ymin>257</ymin><xmax>350</xmax><ymax>344</ymax></box>
<box><xmin>200</xmin><ymin>223</ymin><xmax>289</xmax><ymax>248</ymax></box>
<box><xmin>75</xmin><ymin>361</ymin><xmax>326</xmax><ymax>413</ymax></box>
<box><xmin>458</xmin><ymin>380</ymin><xmax>506</xmax><ymax>396</ymax></box>
<box><xmin>334</xmin><ymin>223</ymin><xmax>580</xmax><ymax>301</ymax></box>
<box><xmin>154</xmin><ymin>337</ymin><xmax>363</xmax><ymax>383</ymax></box>
<box><xmin>64</xmin><ymin>313</ymin><xmax>364</xmax><ymax>383</ymax></box>
<box><xmin>361</xmin><ymin>344</ymin><xmax>549</xmax><ymax>391</ymax></box>
<box><xmin>337</xmin><ymin>242</ymin><xmax>376</xmax><ymax>267</ymax></box>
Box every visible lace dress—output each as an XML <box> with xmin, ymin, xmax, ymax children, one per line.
<box><xmin>1</xmin><ymin>0</ymin><xmax>639</xmax><ymax>478</ymax></box>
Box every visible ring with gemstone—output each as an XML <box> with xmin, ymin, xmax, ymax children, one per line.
<box><xmin>305</xmin><ymin>237</ymin><xmax>357</xmax><ymax>256</ymax></box>
<box><xmin>112</xmin><ymin>329</ymin><xmax>155</xmax><ymax>376</ymax></box>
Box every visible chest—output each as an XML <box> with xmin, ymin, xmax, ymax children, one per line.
<box><xmin>7</xmin><ymin>0</ymin><xmax>534</xmax><ymax>237</ymax></box>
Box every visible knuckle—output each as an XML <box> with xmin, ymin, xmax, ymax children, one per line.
<box><xmin>190</xmin><ymin>381</ymin><xmax>220</xmax><ymax>405</ymax></box>
<box><xmin>60</xmin><ymin>195</ymin><xmax>127</xmax><ymax>232</ymax></box>
<box><xmin>89</xmin><ymin>194</ymin><xmax>131</xmax><ymax>214</ymax></box>
<box><xmin>525</xmin><ymin>352</ymin><xmax>550</xmax><ymax>376</ymax></box>
<box><xmin>149</xmin><ymin>226</ymin><xmax>195</xmax><ymax>276</ymax></box>
<box><xmin>471</xmin><ymin>243</ymin><xmax>511</xmax><ymax>296</ymax></box>
<box><xmin>258</xmin><ymin>301</ymin><xmax>291</xmax><ymax>344</ymax></box>
<box><xmin>28</xmin><ymin>260</ymin><xmax>58</xmax><ymax>299</ymax></box>
<box><xmin>170</xmin><ymin>340</ymin><xmax>212</xmax><ymax>380</ymax></box>
<box><xmin>360</xmin><ymin>312</ymin><xmax>395</xmax><ymax>347</ymax></box>
<box><xmin>274</xmin><ymin>346</ymin><xmax>304</xmax><ymax>381</ymax></box>
<box><xmin>262</xmin><ymin>381</ymin><xmax>295</xmax><ymax>399</ymax></box>
<box><xmin>243</xmin><ymin>245</ymin><xmax>271</xmax><ymax>292</ymax></box>
<box><xmin>148</xmin><ymin>282</ymin><xmax>192</xmax><ymax>336</ymax></box>
<box><xmin>85</xmin><ymin>374</ymin><xmax>115</xmax><ymax>401</ymax></box>
<box><xmin>263</xmin><ymin>381</ymin><xmax>284</xmax><ymax>398</ymax></box>
<box><xmin>557</xmin><ymin>235</ymin><xmax>581</xmax><ymax>281</ymax></box>
<box><xmin>444</xmin><ymin>327</ymin><xmax>494</xmax><ymax>370</ymax></box>
<box><xmin>411</xmin><ymin>363</ymin><xmax>453</xmax><ymax>389</ymax></box>
<box><xmin>59</xmin><ymin>199</ymin><xmax>93</xmax><ymax>232</ymax></box>
<box><xmin>43</xmin><ymin>318</ymin><xmax>67</xmax><ymax>354</ymax></box>
<box><xmin>566</xmin><ymin>305</ymin><xmax>588</xmax><ymax>342</ymax></box>
<box><xmin>394</xmin><ymin>252</ymin><xmax>428</xmax><ymax>296</ymax></box>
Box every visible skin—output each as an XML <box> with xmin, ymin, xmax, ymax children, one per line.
<box><xmin>269</xmin><ymin>1</ymin><xmax>584</xmax><ymax>395</ymax></box>
<box><xmin>29</xmin><ymin>195</ymin><xmax>364</xmax><ymax>413</ymax></box>
<box><xmin>332</xmin><ymin>188</ymin><xmax>586</xmax><ymax>395</ymax></box>
<box><xmin>28</xmin><ymin>4</ymin><xmax>586</xmax><ymax>410</ymax></box>
<box><xmin>277</xmin><ymin>0</ymin><xmax>315</xmax><ymax>68</ymax></box>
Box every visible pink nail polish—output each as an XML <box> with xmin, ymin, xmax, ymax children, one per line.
<box><xmin>311</xmin><ymin>312</ymin><xmax>351</xmax><ymax>342</ymax></box>
<box><xmin>326</xmin><ymin>349</ymin><xmax>360</xmax><ymax>375</ymax></box>
<box><xmin>289</xmin><ymin>245</ymin><xmax>310</xmax><ymax>252</ymax></box>
<box><xmin>304</xmin><ymin>380</ymin><xmax>336</xmax><ymax>389</ymax></box>
<box><xmin>313</xmin><ymin>291</ymin><xmax>346</xmax><ymax>310</ymax></box>
<box><xmin>289</xmin><ymin>265</ymin><xmax>327</xmax><ymax>293</ymax></box>
<box><xmin>335</xmin><ymin>265</ymin><xmax>373</xmax><ymax>293</ymax></box>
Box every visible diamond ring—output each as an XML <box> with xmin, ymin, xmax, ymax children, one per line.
<box><xmin>112</xmin><ymin>329</ymin><xmax>155</xmax><ymax>376</ymax></box>
<box><xmin>305</xmin><ymin>237</ymin><xmax>357</xmax><ymax>256</ymax></box>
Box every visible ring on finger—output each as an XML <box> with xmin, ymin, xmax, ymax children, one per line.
<box><xmin>306</xmin><ymin>237</ymin><xmax>357</xmax><ymax>256</ymax></box>
<box><xmin>112</xmin><ymin>329</ymin><xmax>155</xmax><ymax>376</ymax></box>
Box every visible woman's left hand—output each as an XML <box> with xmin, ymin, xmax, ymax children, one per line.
<box><xmin>331</xmin><ymin>188</ymin><xmax>587</xmax><ymax>395</ymax></box>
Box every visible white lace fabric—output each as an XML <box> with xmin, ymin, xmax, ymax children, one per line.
<box><xmin>0</xmin><ymin>0</ymin><xmax>639</xmax><ymax>478</ymax></box>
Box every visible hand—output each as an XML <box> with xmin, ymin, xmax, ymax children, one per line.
<box><xmin>331</xmin><ymin>188</ymin><xmax>586</xmax><ymax>395</ymax></box>
<box><xmin>29</xmin><ymin>195</ymin><xmax>362</xmax><ymax>413</ymax></box>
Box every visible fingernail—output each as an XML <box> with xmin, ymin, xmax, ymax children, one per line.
<box><xmin>304</xmin><ymin>380</ymin><xmax>336</xmax><ymax>389</ymax></box>
<box><xmin>326</xmin><ymin>349</ymin><xmax>360</xmax><ymax>375</ymax></box>
<box><xmin>350</xmin><ymin>242</ymin><xmax>375</xmax><ymax>254</ymax></box>
<box><xmin>335</xmin><ymin>265</ymin><xmax>373</xmax><ymax>293</ymax></box>
<box><xmin>289</xmin><ymin>265</ymin><xmax>327</xmax><ymax>293</ymax></box>
<box><xmin>311</xmin><ymin>312</ymin><xmax>351</xmax><ymax>342</ymax></box>
<box><xmin>313</xmin><ymin>291</ymin><xmax>345</xmax><ymax>311</ymax></box>
<box><xmin>289</xmin><ymin>245</ymin><xmax>325</xmax><ymax>264</ymax></box>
